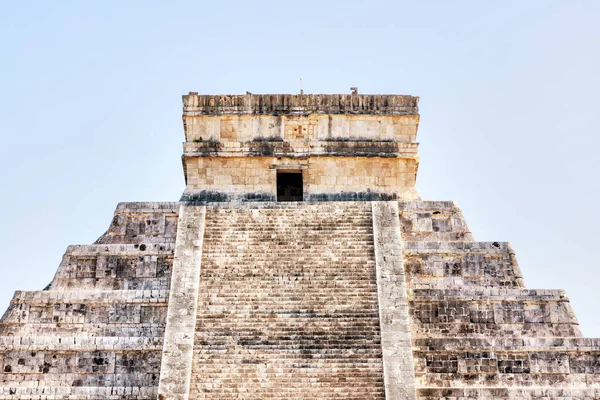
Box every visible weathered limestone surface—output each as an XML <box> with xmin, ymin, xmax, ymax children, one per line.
<box><xmin>182</xmin><ymin>93</ymin><xmax>419</xmax><ymax>115</ymax></box>
<box><xmin>5</xmin><ymin>199</ymin><xmax>597</xmax><ymax>399</ymax></box>
<box><xmin>1</xmin><ymin>93</ymin><xmax>599</xmax><ymax>399</ymax></box>
<box><xmin>400</xmin><ymin>201</ymin><xmax>600</xmax><ymax>399</ymax></box>
<box><xmin>372</xmin><ymin>201</ymin><xmax>416</xmax><ymax>400</ymax></box>
<box><xmin>157</xmin><ymin>206</ymin><xmax>205</xmax><ymax>400</ymax></box>
<box><xmin>190</xmin><ymin>202</ymin><xmax>385</xmax><ymax>399</ymax></box>
<box><xmin>0</xmin><ymin>203</ymin><xmax>178</xmax><ymax>399</ymax></box>
<box><xmin>182</xmin><ymin>156</ymin><xmax>419</xmax><ymax>203</ymax></box>
<box><xmin>180</xmin><ymin>93</ymin><xmax>421</xmax><ymax>202</ymax></box>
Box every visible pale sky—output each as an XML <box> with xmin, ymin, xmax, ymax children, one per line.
<box><xmin>1</xmin><ymin>1</ymin><xmax>599</xmax><ymax>335</ymax></box>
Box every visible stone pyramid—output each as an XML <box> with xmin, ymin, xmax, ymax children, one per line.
<box><xmin>1</xmin><ymin>93</ymin><xmax>598</xmax><ymax>399</ymax></box>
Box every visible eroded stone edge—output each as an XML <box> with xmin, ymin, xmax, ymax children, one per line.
<box><xmin>157</xmin><ymin>205</ymin><xmax>206</xmax><ymax>400</ymax></box>
<box><xmin>372</xmin><ymin>201</ymin><xmax>417</xmax><ymax>400</ymax></box>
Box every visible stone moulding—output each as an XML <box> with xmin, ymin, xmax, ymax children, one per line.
<box><xmin>182</xmin><ymin>93</ymin><xmax>420</xmax><ymax>115</ymax></box>
<box><xmin>182</xmin><ymin>141</ymin><xmax>419</xmax><ymax>158</ymax></box>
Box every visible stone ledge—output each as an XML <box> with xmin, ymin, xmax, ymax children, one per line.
<box><xmin>202</xmin><ymin>201</ymin><xmax>375</xmax><ymax>209</ymax></box>
<box><xmin>115</xmin><ymin>202</ymin><xmax>180</xmax><ymax>214</ymax></box>
<box><xmin>417</xmin><ymin>387</ymin><xmax>600</xmax><ymax>398</ymax></box>
<box><xmin>404</xmin><ymin>241</ymin><xmax>513</xmax><ymax>253</ymax></box>
<box><xmin>412</xmin><ymin>288</ymin><xmax>567</xmax><ymax>300</ymax></box>
<box><xmin>182</xmin><ymin>93</ymin><xmax>419</xmax><ymax>115</ymax></box>
<box><xmin>399</xmin><ymin>200</ymin><xmax>461</xmax><ymax>211</ymax></box>
<box><xmin>0</xmin><ymin>336</ymin><xmax>163</xmax><ymax>350</ymax></box>
<box><xmin>65</xmin><ymin>244</ymin><xmax>175</xmax><ymax>256</ymax></box>
<box><xmin>0</xmin><ymin>386</ymin><xmax>157</xmax><ymax>399</ymax></box>
<box><xmin>10</xmin><ymin>290</ymin><xmax>169</xmax><ymax>305</ymax></box>
<box><xmin>182</xmin><ymin>140</ymin><xmax>419</xmax><ymax>158</ymax></box>
<box><xmin>413</xmin><ymin>337</ymin><xmax>600</xmax><ymax>351</ymax></box>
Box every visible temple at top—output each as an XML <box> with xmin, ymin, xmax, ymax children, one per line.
<box><xmin>180</xmin><ymin>92</ymin><xmax>421</xmax><ymax>202</ymax></box>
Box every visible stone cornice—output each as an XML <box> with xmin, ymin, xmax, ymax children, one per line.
<box><xmin>183</xmin><ymin>93</ymin><xmax>419</xmax><ymax>115</ymax></box>
<box><xmin>182</xmin><ymin>140</ymin><xmax>419</xmax><ymax>158</ymax></box>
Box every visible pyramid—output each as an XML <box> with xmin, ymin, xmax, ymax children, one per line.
<box><xmin>1</xmin><ymin>93</ymin><xmax>598</xmax><ymax>399</ymax></box>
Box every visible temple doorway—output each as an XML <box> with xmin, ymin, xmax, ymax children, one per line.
<box><xmin>276</xmin><ymin>171</ymin><xmax>303</xmax><ymax>201</ymax></box>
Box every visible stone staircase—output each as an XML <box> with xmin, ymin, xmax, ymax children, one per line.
<box><xmin>190</xmin><ymin>202</ymin><xmax>385</xmax><ymax>399</ymax></box>
<box><xmin>0</xmin><ymin>202</ymin><xmax>178</xmax><ymax>399</ymax></box>
<box><xmin>400</xmin><ymin>201</ymin><xmax>600</xmax><ymax>399</ymax></box>
<box><xmin>2</xmin><ymin>199</ymin><xmax>600</xmax><ymax>399</ymax></box>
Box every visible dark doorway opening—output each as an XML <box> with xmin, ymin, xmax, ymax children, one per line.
<box><xmin>277</xmin><ymin>171</ymin><xmax>303</xmax><ymax>202</ymax></box>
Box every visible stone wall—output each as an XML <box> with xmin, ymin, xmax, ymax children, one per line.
<box><xmin>184</xmin><ymin>114</ymin><xmax>419</xmax><ymax>143</ymax></box>
<box><xmin>180</xmin><ymin>93</ymin><xmax>421</xmax><ymax>203</ymax></box>
<box><xmin>182</xmin><ymin>156</ymin><xmax>419</xmax><ymax>202</ymax></box>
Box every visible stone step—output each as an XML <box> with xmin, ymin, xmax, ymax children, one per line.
<box><xmin>198</xmin><ymin>301</ymin><xmax>378</xmax><ymax>307</ymax></box>
<box><xmin>205</xmin><ymin>220</ymin><xmax>373</xmax><ymax>224</ymax></box>
<box><xmin>189</xmin><ymin>205</ymin><xmax>384</xmax><ymax>398</ymax></box>
<box><xmin>205</xmin><ymin>217</ymin><xmax>373</xmax><ymax>220</ymax></box>
<box><xmin>197</xmin><ymin>300</ymin><xmax>379</xmax><ymax>307</ymax></box>
<box><xmin>189</xmin><ymin>356</ymin><xmax>384</xmax><ymax>363</ymax></box>
<box><xmin>201</xmin><ymin>274</ymin><xmax>376</xmax><ymax>278</ymax></box>
<box><xmin>205</xmin><ymin>201</ymin><xmax>373</xmax><ymax>209</ymax></box>
<box><xmin>204</xmin><ymin>255</ymin><xmax>374</xmax><ymax>259</ymax></box>
<box><xmin>202</xmin><ymin>250</ymin><xmax>375</xmax><ymax>255</ymax></box>
<box><xmin>195</xmin><ymin>322</ymin><xmax>381</xmax><ymax>330</ymax></box>
<box><xmin>190</xmin><ymin>377</ymin><xmax>385</xmax><ymax>384</ymax></box>
<box><xmin>205</xmin><ymin>216</ymin><xmax>372</xmax><ymax>221</ymax></box>
<box><xmin>203</xmin><ymin>238</ymin><xmax>375</xmax><ymax>242</ymax></box>
<box><xmin>194</xmin><ymin>337</ymin><xmax>382</xmax><ymax>344</ymax></box>
<box><xmin>197</xmin><ymin>290</ymin><xmax>379</xmax><ymax>296</ymax></box>
<box><xmin>205</xmin><ymin>220</ymin><xmax>374</xmax><ymax>224</ymax></box>
<box><xmin>205</xmin><ymin>240</ymin><xmax>374</xmax><ymax>244</ymax></box>
<box><xmin>195</xmin><ymin>315</ymin><xmax>380</xmax><ymax>321</ymax></box>
<box><xmin>204</xmin><ymin>224</ymin><xmax>373</xmax><ymax>228</ymax></box>
<box><xmin>201</xmin><ymin>264</ymin><xmax>375</xmax><ymax>268</ymax></box>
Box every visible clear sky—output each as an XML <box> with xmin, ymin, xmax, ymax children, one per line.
<box><xmin>1</xmin><ymin>1</ymin><xmax>599</xmax><ymax>335</ymax></box>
